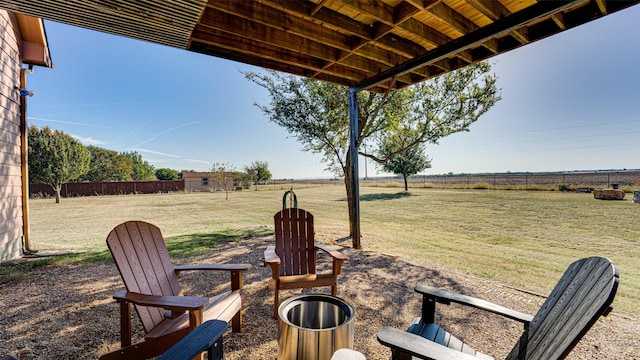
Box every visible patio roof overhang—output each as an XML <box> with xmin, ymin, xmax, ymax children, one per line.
<box><xmin>1</xmin><ymin>0</ymin><xmax>638</xmax><ymax>93</ymax></box>
<box><xmin>13</xmin><ymin>13</ymin><xmax>53</xmax><ymax>68</ymax></box>
<box><xmin>2</xmin><ymin>0</ymin><xmax>638</xmax><ymax>247</ymax></box>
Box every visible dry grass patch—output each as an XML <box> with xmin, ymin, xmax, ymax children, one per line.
<box><xmin>24</xmin><ymin>186</ymin><xmax>639</xmax><ymax>317</ymax></box>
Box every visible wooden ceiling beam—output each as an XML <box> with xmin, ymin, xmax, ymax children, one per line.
<box><xmin>190</xmin><ymin>25</ymin><xmax>368</xmax><ymax>82</ymax></box>
<box><xmin>595</xmin><ymin>0</ymin><xmax>608</xmax><ymax>15</ymax></box>
<box><xmin>404</xmin><ymin>0</ymin><xmax>443</xmax><ymax>12</ymax></box>
<box><xmin>260</xmin><ymin>0</ymin><xmax>372</xmax><ymax>40</ymax></box>
<box><xmin>356</xmin><ymin>0</ymin><xmax>585</xmax><ymax>91</ymax></box>
<box><xmin>339</xmin><ymin>0</ymin><xmax>475</xmax><ymax>76</ymax></box>
<box><xmin>466</xmin><ymin>0</ymin><xmax>529</xmax><ymax>44</ymax></box>
<box><xmin>206</xmin><ymin>1</ymin><xmax>356</xmax><ymax>52</ymax></box>
<box><xmin>394</xmin><ymin>1</ymin><xmax>422</xmax><ymax>24</ymax></box>
<box><xmin>551</xmin><ymin>12</ymin><xmax>567</xmax><ymax>30</ymax></box>
<box><xmin>198</xmin><ymin>7</ymin><xmax>347</xmax><ymax>64</ymax></box>
<box><xmin>304</xmin><ymin>0</ymin><xmax>428</xmax><ymax>86</ymax></box>
<box><xmin>481</xmin><ymin>37</ymin><xmax>499</xmax><ymax>54</ymax></box>
<box><xmin>310</xmin><ymin>0</ymin><xmax>329</xmax><ymax>17</ymax></box>
<box><xmin>397</xmin><ymin>17</ymin><xmax>450</xmax><ymax>48</ymax></box>
<box><xmin>427</xmin><ymin>2</ymin><xmax>477</xmax><ymax>36</ymax></box>
<box><xmin>340</xmin><ymin>0</ymin><xmax>395</xmax><ymax>25</ymax></box>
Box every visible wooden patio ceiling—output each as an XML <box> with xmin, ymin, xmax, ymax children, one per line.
<box><xmin>2</xmin><ymin>0</ymin><xmax>638</xmax><ymax>93</ymax></box>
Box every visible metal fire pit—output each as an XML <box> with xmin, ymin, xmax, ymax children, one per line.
<box><xmin>278</xmin><ymin>294</ymin><xmax>355</xmax><ymax>360</ymax></box>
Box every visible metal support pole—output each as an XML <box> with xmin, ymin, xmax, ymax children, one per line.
<box><xmin>349</xmin><ymin>88</ymin><xmax>361</xmax><ymax>248</ymax></box>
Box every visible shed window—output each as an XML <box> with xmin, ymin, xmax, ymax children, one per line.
<box><xmin>202</xmin><ymin>177</ymin><xmax>208</xmax><ymax>186</ymax></box>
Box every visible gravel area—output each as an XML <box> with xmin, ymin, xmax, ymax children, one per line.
<box><xmin>1</xmin><ymin>236</ymin><xmax>638</xmax><ymax>359</ymax></box>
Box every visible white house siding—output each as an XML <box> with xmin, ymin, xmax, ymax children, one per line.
<box><xmin>0</xmin><ymin>10</ymin><xmax>24</xmax><ymax>261</ymax></box>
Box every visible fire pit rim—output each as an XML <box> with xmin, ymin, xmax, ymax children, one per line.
<box><xmin>278</xmin><ymin>293</ymin><xmax>355</xmax><ymax>332</ymax></box>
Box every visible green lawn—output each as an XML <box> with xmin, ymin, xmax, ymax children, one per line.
<box><xmin>25</xmin><ymin>185</ymin><xmax>639</xmax><ymax>316</ymax></box>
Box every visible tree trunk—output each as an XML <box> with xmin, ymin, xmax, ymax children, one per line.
<box><xmin>53</xmin><ymin>183</ymin><xmax>61</xmax><ymax>204</ymax></box>
<box><xmin>403</xmin><ymin>175</ymin><xmax>408</xmax><ymax>191</ymax></box>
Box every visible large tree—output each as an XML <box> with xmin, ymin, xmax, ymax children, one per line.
<box><xmin>124</xmin><ymin>151</ymin><xmax>156</xmax><ymax>181</ymax></box>
<box><xmin>83</xmin><ymin>145</ymin><xmax>132</xmax><ymax>182</ymax></box>
<box><xmin>28</xmin><ymin>126</ymin><xmax>91</xmax><ymax>203</ymax></box>
<box><xmin>246</xmin><ymin>62</ymin><xmax>500</xmax><ymax>248</ymax></box>
<box><xmin>245</xmin><ymin>160</ymin><xmax>272</xmax><ymax>183</ymax></box>
<box><xmin>379</xmin><ymin>141</ymin><xmax>431</xmax><ymax>191</ymax></box>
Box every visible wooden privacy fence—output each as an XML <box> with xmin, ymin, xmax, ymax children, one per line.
<box><xmin>30</xmin><ymin>180</ymin><xmax>184</xmax><ymax>197</ymax></box>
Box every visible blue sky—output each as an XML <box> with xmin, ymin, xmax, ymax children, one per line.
<box><xmin>27</xmin><ymin>6</ymin><xmax>639</xmax><ymax>179</ymax></box>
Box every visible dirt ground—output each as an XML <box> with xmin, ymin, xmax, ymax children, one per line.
<box><xmin>1</xmin><ymin>236</ymin><xmax>638</xmax><ymax>359</ymax></box>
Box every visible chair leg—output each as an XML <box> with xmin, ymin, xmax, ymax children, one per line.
<box><xmin>274</xmin><ymin>289</ymin><xmax>279</xmax><ymax>319</ymax></box>
<box><xmin>331</xmin><ymin>285</ymin><xmax>337</xmax><ymax>296</ymax></box>
<box><xmin>232</xmin><ymin>309</ymin><xmax>242</xmax><ymax>332</ymax></box>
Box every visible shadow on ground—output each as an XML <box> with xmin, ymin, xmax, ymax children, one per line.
<box><xmin>340</xmin><ymin>192</ymin><xmax>413</xmax><ymax>202</ymax></box>
<box><xmin>1</xmin><ymin>235</ymin><xmax>636</xmax><ymax>359</ymax></box>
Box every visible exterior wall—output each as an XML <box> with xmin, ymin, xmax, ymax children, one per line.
<box><xmin>183</xmin><ymin>172</ymin><xmax>233</xmax><ymax>192</ymax></box>
<box><xmin>0</xmin><ymin>10</ymin><xmax>24</xmax><ymax>261</ymax></box>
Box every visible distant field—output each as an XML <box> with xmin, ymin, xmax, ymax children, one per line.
<box><xmin>27</xmin><ymin>186</ymin><xmax>639</xmax><ymax>316</ymax></box>
<box><xmin>284</xmin><ymin>170</ymin><xmax>640</xmax><ymax>191</ymax></box>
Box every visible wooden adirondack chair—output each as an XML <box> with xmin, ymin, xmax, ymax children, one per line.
<box><xmin>264</xmin><ymin>207</ymin><xmax>348</xmax><ymax>318</ymax></box>
<box><xmin>377</xmin><ymin>256</ymin><xmax>618</xmax><ymax>360</ymax></box>
<box><xmin>100</xmin><ymin>221</ymin><xmax>251</xmax><ymax>360</ymax></box>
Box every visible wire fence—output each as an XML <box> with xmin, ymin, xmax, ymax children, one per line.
<box><xmin>266</xmin><ymin>170</ymin><xmax>640</xmax><ymax>191</ymax></box>
<box><xmin>30</xmin><ymin>170</ymin><xmax>640</xmax><ymax>198</ymax></box>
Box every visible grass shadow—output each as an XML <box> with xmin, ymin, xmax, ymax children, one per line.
<box><xmin>165</xmin><ymin>227</ymin><xmax>273</xmax><ymax>258</ymax></box>
<box><xmin>0</xmin><ymin>228</ymin><xmax>274</xmax><ymax>284</ymax></box>
<box><xmin>359</xmin><ymin>191</ymin><xmax>413</xmax><ymax>201</ymax></box>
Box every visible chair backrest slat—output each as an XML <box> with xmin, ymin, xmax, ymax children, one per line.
<box><xmin>107</xmin><ymin>221</ymin><xmax>183</xmax><ymax>333</ymax></box>
<box><xmin>274</xmin><ymin>208</ymin><xmax>316</xmax><ymax>276</ymax></box>
<box><xmin>506</xmin><ymin>256</ymin><xmax>618</xmax><ymax>360</ymax></box>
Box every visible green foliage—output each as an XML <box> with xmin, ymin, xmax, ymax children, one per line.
<box><xmin>233</xmin><ymin>171</ymin><xmax>251</xmax><ymax>189</ymax></box>
<box><xmin>245</xmin><ymin>63</ymin><xmax>499</xmax><ymax>177</ymax></box>
<box><xmin>83</xmin><ymin>145</ymin><xmax>133</xmax><ymax>182</ymax></box>
<box><xmin>209</xmin><ymin>162</ymin><xmax>235</xmax><ymax>199</ymax></box>
<box><xmin>379</xmin><ymin>142</ymin><xmax>431</xmax><ymax>191</ymax></box>
<box><xmin>245</xmin><ymin>63</ymin><xmax>500</xmax><ymax>244</ymax></box>
<box><xmin>156</xmin><ymin>168</ymin><xmax>181</xmax><ymax>180</ymax></box>
<box><xmin>28</xmin><ymin>126</ymin><xmax>90</xmax><ymax>202</ymax></box>
<box><xmin>123</xmin><ymin>151</ymin><xmax>156</xmax><ymax>180</ymax></box>
<box><xmin>245</xmin><ymin>160</ymin><xmax>272</xmax><ymax>181</ymax></box>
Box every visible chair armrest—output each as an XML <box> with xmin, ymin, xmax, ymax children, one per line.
<box><xmin>113</xmin><ymin>290</ymin><xmax>209</xmax><ymax>312</ymax></box>
<box><xmin>316</xmin><ymin>244</ymin><xmax>348</xmax><ymax>275</ymax></box>
<box><xmin>316</xmin><ymin>244</ymin><xmax>348</xmax><ymax>260</ymax></box>
<box><xmin>174</xmin><ymin>263</ymin><xmax>251</xmax><ymax>274</ymax></box>
<box><xmin>331</xmin><ymin>349</ymin><xmax>366</xmax><ymax>360</ymax></box>
<box><xmin>415</xmin><ymin>285</ymin><xmax>533</xmax><ymax>324</ymax></box>
<box><xmin>174</xmin><ymin>263</ymin><xmax>251</xmax><ymax>291</ymax></box>
<box><xmin>158</xmin><ymin>320</ymin><xmax>228</xmax><ymax>360</ymax></box>
<box><xmin>378</xmin><ymin>326</ymin><xmax>478</xmax><ymax>360</ymax></box>
<box><xmin>264</xmin><ymin>246</ymin><xmax>281</xmax><ymax>265</ymax></box>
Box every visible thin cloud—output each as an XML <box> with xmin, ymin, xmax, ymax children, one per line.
<box><xmin>70</xmin><ymin>134</ymin><xmax>105</xmax><ymax>145</ymax></box>
<box><xmin>28</xmin><ymin>116</ymin><xmax>110</xmax><ymax>128</ymax></box>
<box><xmin>133</xmin><ymin>121</ymin><xmax>204</xmax><ymax>147</ymax></box>
<box><xmin>186</xmin><ymin>159</ymin><xmax>211</xmax><ymax>165</ymax></box>
<box><xmin>131</xmin><ymin>148</ymin><xmax>181</xmax><ymax>158</ymax></box>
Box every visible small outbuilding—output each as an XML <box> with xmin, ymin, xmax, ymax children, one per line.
<box><xmin>182</xmin><ymin>171</ymin><xmax>234</xmax><ymax>193</ymax></box>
